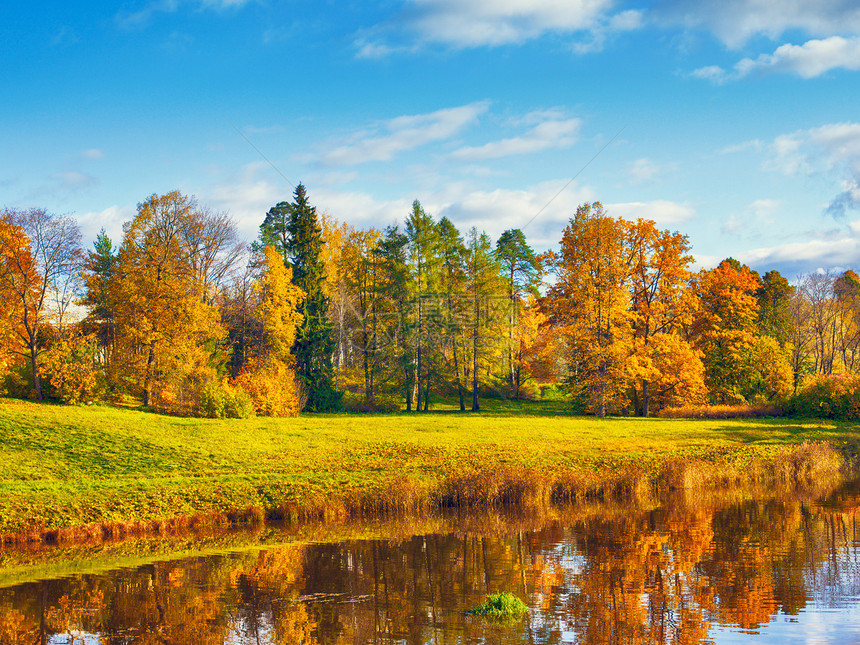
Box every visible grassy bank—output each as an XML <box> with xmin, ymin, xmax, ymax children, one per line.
<box><xmin>0</xmin><ymin>398</ymin><xmax>857</xmax><ymax>542</ymax></box>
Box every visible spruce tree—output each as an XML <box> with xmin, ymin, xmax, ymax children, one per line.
<box><xmin>260</xmin><ymin>184</ymin><xmax>339</xmax><ymax>411</ymax></box>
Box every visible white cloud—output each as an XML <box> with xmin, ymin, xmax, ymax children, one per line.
<box><xmin>432</xmin><ymin>180</ymin><xmax>596</xmax><ymax>249</ymax></box>
<box><xmin>654</xmin><ymin>0</ymin><xmax>860</xmax><ymax>49</ymax></box>
<box><xmin>205</xmin><ymin>162</ymin><xmax>286</xmax><ymax>239</ymax></box>
<box><xmin>451</xmin><ymin>117</ymin><xmax>580</xmax><ymax>161</ymax></box>
<box><xmin>604</xmin><ymin>200</ymin><xmax>695</xmax><ymax>226</ymax></box>
<box><xmin>316</xmin><ymin>101</ymin><xmax>490</xmax><ymax>167</ymax></box>
<box><xmin>696</xmin><ymin>36</ymin><xmax>860</xmax><ymax>82</ymax></box>
<box><xmin>810</xmin><ymin>122</ymin><xmax>860</xmax><ymax>172</ymax></box>
<box><xmin>738</xmin><ymin>36</ymin><xmax>860</xmax><ymax>78</ymax></box>
<box><xmin>719</xmin><ymin>199</ymin><xmax>781</xmax><ymax>236</ymax></box>
<box><xmin>690</xmin><ymin>65</ymin><xmax>728</xmax><ymax>83</ymax></box>
<box><xmin>720</xmin><ymin>139</ymin><xmax>763</xmax><ymax>155</ymax></box>
<box><xmin>747</xmin><ymin>198</ymin><xmax>781</xmax><ymax>219</ymax></box>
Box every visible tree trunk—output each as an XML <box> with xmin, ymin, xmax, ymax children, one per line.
<box><xmin>144</xmin><ymin>342</ymin><xmax>156</xmax><ymax>407</ymax></box>
<box><xmin>453</xmin><ymin>335</ymin><xmax>465</xmax><ymax>411</ymax></box>
<box><xmin>642</xmin><ymin>379</ymin><xmax>650</xmax><ymax>417</ymax></box>
<box><xmin>29</xmin><ymin>339</ymin><xmax>43</xmax><ymax>401</ymax></box>
<box><xmin>472</xmin><ymin>292</ymin><xmax>480</xmax><ymax>412</ymax></box>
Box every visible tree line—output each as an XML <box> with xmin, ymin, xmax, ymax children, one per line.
<box><xmin>0</xmin><ymin>188</ymin><xmax>857</xmax><ymax>417</ymax></box>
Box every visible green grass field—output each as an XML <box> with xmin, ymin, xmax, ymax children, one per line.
<box><xmin>0</xmin><ymin>398</ymin><xmax>857</xmax><ymax>537</ymax></box>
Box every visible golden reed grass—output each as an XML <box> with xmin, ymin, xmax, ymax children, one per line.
<box><xmin>0</xmin><ymin>441</ymin><xmax>850</xmax><ymax>548</ymax></box>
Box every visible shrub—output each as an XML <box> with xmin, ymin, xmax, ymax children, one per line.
<box><xmin>658</xmin><ymin>404</ymin><xmax>781</xmax><ymax>419</ymax></box>
<box><xmin>40</xmin><ymin>332</ymin><xmax>102</xmax><ymax>405</ymax></box>
<box><xmin>786</xmin><ymin>373</ymin><xmax>860</xmax><ymax>420</ymax></box>
<box><xmin>233</xmin><ymin>356</ymin><xmax>302</xmax><ymax>416</ymax></box>
<box><xmin>199</xmin><ymin>380</ymin><xmax>255</xmax><ymax>419</ymax></box>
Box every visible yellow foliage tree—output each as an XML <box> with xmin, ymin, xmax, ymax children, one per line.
<box><xmin>234</xmin><ymin>245</ymin><xmax>305</xmax><ymax>416</ymax></box>
<box><xmin>111</xmin><ymin>192</ymin><xmax>233</xmax><ymax>413</ymax></box>
<box><xmin>627</xmin><ymin>219</ymin><xmax>701</xmax><ymax>415</ymax></box>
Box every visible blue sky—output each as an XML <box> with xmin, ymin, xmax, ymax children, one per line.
<box><xmin>3</xmin><ymin>0</ymin><xmax>860</xmax><ymax>278</ymax></box>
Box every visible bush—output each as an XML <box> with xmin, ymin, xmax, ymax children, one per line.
<box><xmin>233</xmin><ymin>356</ymin><xmax>302</xmax><ymax>417</ymax></box>
<box><xmin>198</xmin><ymin>381</ymin><xmax>255</xmax><ymax>419</ymax></box>
<box><xmin>658</xmin><ymin>404</ymin><xmax>782</xmax><ymax>419</ymax></box>
<box><xmin>786</xmin><ymin>373</ymin><xmax>860</xmax><ymax>420</ymax></box>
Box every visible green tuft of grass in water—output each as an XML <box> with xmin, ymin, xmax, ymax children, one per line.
<box><xmin>471</xmin><ymin>592</ymin><xmax>529</xmax><ymax>617</ymax></box>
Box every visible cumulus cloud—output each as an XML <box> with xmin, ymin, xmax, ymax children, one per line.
<box><xmin>654</xmin><ymin>0</ymin><xmax>860</xmax><ymax>49</ymax></box>
<box><xmin>694</xmin><ymin>36</ymin><xmax>860</xmax><ymax>82</ymax></box>
<box><xmin>315</xmin><ymin>101</ymin><xmax>489</xmax><ymax>166</ymax></box>
<box><xmin>604</xmin><ymin>200</ymin><xmax>695</xmax><ymax>226</ymax></box>
<box><xmin>451</xmin><ymin>117</ymin><xmax>580</xmax><ymax>161</ymax></box>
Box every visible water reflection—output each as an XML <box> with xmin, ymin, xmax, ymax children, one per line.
<box><xmin>1</xmin><ymin>482</ymin><xmax>859</xmax><ymax>644</ymax></box>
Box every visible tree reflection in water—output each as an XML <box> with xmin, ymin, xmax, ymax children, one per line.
<box><xmin>1</xmin><ymin>481</ymin><xmax>859</xmax><ymax>644</ymax></box>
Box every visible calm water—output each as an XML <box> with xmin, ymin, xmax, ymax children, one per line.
<box><xmin>1</xmin><ymin>481</ymin><xmax>859</xmax><ymax>644</ymax></box>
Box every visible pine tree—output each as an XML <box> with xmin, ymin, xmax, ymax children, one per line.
<box><xmin>80</xmin><ymin>229</ymin><xmax>117</xmax><ymax>374</ymax></box>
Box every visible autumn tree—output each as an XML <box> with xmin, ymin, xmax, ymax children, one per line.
<box><xmin>0</xmin><ymin>208</ymin><xmax>82</xmax><ymax>400</ymax></box>
<box><xmin>627</xmin><ymin>219</ymin><xmax>703</xmax><ymax>415</ymax></box>
<box><xmin>319</xmin><ymin>214</ymin><xmax>354</xmax><ymax>391</ymax></box>
<box><xmin>692</xmin><ymin>259</ymin><xmax>761</xmax><ymax>403</ymax></box>
<box><xmin>798</xmin><ymin>271</ymin><xmax>837</xmax><ymax>375</ymax></box>
<box><xmin>339</xmin><ymin>226</ymin><xmax>384</xmax><ymax>403</ymax></box>
<box><xmin>234</xmin><ymin>245</ymin><xmax>304</xmax><ymax>416</ymax></box>
<box><xmin>112</xmin><ymin>191</ymin><xmax>238</xmax><ymax>412</ymax></box>
<box><xmin>542</xmin><ymin>203</ymin><xmax>633</xmax><ymax>417</ymax></box>
<box><xmin>833</xmin><ymin>270</ymin><xmax>860</xmax><ymax>372</ymax></box>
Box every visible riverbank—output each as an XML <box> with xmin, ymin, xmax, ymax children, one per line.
<box><xmin>1</xmin><ymin>398</ymin><xmax>857</xmax><ymax>544</ymax></box>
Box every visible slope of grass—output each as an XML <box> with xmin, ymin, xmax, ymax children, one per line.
<box><xmin>0</xmin><ymin>398</ymin><xmax>856</xmax><ymax>538</ymax></box>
